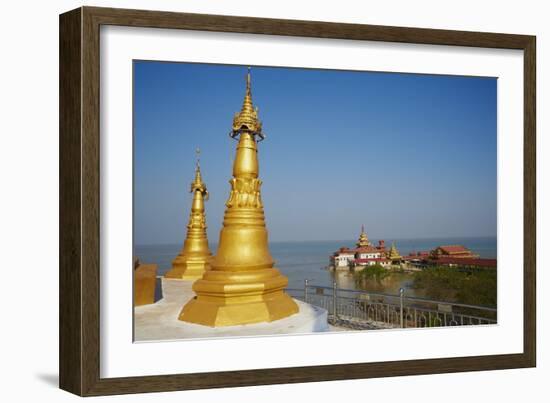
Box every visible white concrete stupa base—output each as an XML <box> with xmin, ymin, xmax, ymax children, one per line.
<box><xmin>134</xmin><ymin>278</ymin><xmax>329</xmax><ymax>342</ymax></box>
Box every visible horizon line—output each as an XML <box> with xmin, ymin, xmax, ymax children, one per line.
<box><xmin>135</xmin><ymin>234</ymin><xmax>497</xmax><ymax>247</ymax></box>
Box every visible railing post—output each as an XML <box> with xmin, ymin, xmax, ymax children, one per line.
<box><xmin>399</xmin><ymin>288</ymin><xmax>404</xmax><ymax>328</ymax></box>
<box><xmin>304</xmin><ymin>279</ymin><xmax>309</xmax><ymax>303</ymax></box>
<box><xmin>333</xmin><ymin>281</ymin><xmax>338</xmax><ymax>320</ymax></box>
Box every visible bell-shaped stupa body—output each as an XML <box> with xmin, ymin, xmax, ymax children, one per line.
<box><xmin>165</xmin><ymin>157</ymin><xmax>212</xmax><ymax>280</ymax></box>
<box><xmin>179</xmin><ymin>69</ymin><xmax>299</xmax><ymax>326</ymax></box>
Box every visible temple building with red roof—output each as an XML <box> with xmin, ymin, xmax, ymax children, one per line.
<box><xmin>403</xmin><ymin>245</ymin><xmax>495</xmax><ymax>269</ymax></box>
<box><xmin>430</xmin><ymin>245</ymin><xmax>479</xmax><ymax>259</ymax></box>
<box><xmin>330</xmin><ymin>226</ymin><xmax>399</xmax><ymax>270</ymax></box>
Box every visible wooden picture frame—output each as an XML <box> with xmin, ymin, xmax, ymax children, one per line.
<box><xmin>59</xmin><ymin>6</ymin><xmax>536</xmax><ymax>396</ymax></box>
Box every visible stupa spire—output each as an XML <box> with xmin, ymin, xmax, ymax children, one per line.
<box><xmin>191</xmin><ymin>148</ymin><xmax>206</xmax><ymax>193</ymax></box>
<box><xmin>231</xmin><ymin>67</ymin><xmax>264</xmax><ymax>141</ymax></box>
<box><xmin>179</xmin><ymin>68</ymin><xmax>298</xmax><ymax>326</ymax></box>
<box><xmin>357</xmin><ymin>225</ymin><xmax>371</xmax><ymax>247</ymax></box>
<box><xmin>164</xmin><ymin>148</ymin><xmax>212</xmax><ymax>280</ymax></box>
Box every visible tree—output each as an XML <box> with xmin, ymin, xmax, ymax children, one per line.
<box><xmin>354</xmin><ymin>263</ymin><xmax>389</xmax><ymax>285</ymax></box>
<box><xmin>412</xmin><ymin>266</ymin><xmax>496</xmax><ymax>307</ymax></box>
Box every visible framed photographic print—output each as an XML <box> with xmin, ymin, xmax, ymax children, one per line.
<box><xmin>59</xmin><ymin>6</ymin><xmax>536</xmax><ymax>396</ymax></box>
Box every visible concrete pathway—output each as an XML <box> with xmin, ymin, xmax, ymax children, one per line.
<box><xmin>134</xmin><ymin>278</ymin><xmax>329</xmax><ymax>342</ymax></box>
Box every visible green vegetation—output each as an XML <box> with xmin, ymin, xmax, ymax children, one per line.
<box><xmin>412</xmin><ymin>266</ymin><xmax>497</xmax><ymax>308</ymax></box>
<box><xmin>354</xmin><ymin>264</ymin><xmax>389</xmax><ymax>285</ymax></box>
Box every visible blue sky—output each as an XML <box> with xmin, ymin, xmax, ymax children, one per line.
<box><xmin>134</xmin><ymin>61</ymin><xmax>497</xmax><ymax>245</ymax></box>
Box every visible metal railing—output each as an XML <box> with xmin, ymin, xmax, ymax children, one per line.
<box><xmin>288</xmin><ymin>280</ymin><xmax>497</xmax><ymax>330</ymax></box>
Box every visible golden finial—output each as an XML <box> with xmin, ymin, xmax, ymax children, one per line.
<box><xmin>231</xmin><ymin>67</ymin><xmax>264</xmax><ymax>141</ymax></box>
<box><xmin>246</xmin><ymin>66</ymin><xmax>251</xmax><ymax>96</ymax></box>
<box><xmin>190</xmin><ymin>148</ymin><xmax>208</xmax><ymax>198</ymax></box>
<box><xmin>195</xmin><ymin>147</ymin><xmax>201</xmax><ymax>169</ymax></box>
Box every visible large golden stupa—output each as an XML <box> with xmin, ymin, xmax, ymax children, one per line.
<box><xmin>179</xmin><ymin>69</ymin><xmax>299</xmax><ymax>327</ymax></box>
<box><xmin>164</xmin><ymin>152</ymin><xmax>213</xmax><ymax>280</ymax></box>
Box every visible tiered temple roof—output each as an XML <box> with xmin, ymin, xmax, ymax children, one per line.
<box><xmin>332</xmin><ymin>227</ymin><xmax>391</xmax><ymax>264</ymax></box>
<box><xmin>356</xmin><ymin>225</ymin><xmax>371</xmax><ymax>247</ymax></box>
<box><xmin>387</xmin><ymin>242</ymin><xmax>402</xmax><ymax>260</ymax></box>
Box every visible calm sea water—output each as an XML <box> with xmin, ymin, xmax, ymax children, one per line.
<box><xmin>135</xmin><ymin>237</ymin><xmax>496</xmax><ymax>296</ymax></box>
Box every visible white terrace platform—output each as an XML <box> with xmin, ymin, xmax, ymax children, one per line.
<box><xmin>134</xmin><ymin>278</ymin><xmax>329</xmax><ymax>342</ymax></box>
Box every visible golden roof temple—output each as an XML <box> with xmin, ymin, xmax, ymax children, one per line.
<box><xmin>179</xmin><ymin>68</ymin><xmax>299</xmax><ymax>327</ymax></box>
<box><xmin>356</xmin><ymin>225</ymin><xmax>371</xmax><ymax>247</ymax></box>
<box><xmin>164</xmin><ymin>150</ymin><xmax>213</xmax><ymax>280</ymax></box>
<box><xmin>387</xmin><ymin>242</ymin><xmax>402</xmax><ymax>261</ymax></box>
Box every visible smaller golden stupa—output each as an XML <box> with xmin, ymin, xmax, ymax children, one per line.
<box><xmin>388</xmin><ymin>242</ymin><xmax>402</xmax><ymax>262</ymax></box>
<box><xmin>164</xmin><ymin>149</ymin><xmax>212</xmax><ymax>280</ymax></box>
<box><xmin>356</xmin><ymin>225</ymin><xmax>371</xmax><ymax>247</ymax></box>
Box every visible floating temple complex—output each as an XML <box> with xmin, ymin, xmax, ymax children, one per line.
<box><xmin>331</xmin><ymin>226</ymin><xmax>401</xmax><ymax>269</ymax></box>
<box><xmin>164</xmin><ymin>152</ymin><xmax>213</xmax><ymax>280</ymax></box>
<box><xmin>178</xmin><ymin>69</ymin><xmax>299</xmax><ymax>327</ymax></box>
<box><xmin>330</xmin><ymin>227</ymin><xmax>495</xmax><ymax>270</ymax></box>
